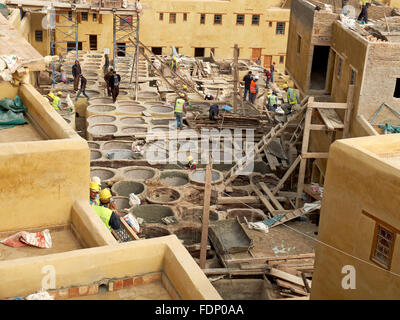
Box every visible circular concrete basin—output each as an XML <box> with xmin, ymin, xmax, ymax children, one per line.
<box><xmin>106</xmin><ymin>149</ymin><xmax>134</xmax><ymax>160</ymax></box>
<box><xmin>129</xmin><ymin>205</ymin><xmax>174</xmax><ymax>223</ymax></box>
<box><xmin>85</xmin><ymin>90</ymin><xmax>101</xmax><ymax>98</ymax></box>
<box><xmin>87</xmin><ymin>115</ymin><xmax>116</xmax><ymax>125</ymax></box>
<box><xmin>122</xmin><ymin>166</ymin><xmax>157</xmax><ymax>181</ymax></box>
<box><xmin>90</xmin><ymin>97</ymin><xmax>114</xmax><ymax>105</ymax></box>
<box><xmin>87</xmin><ymin>104</ymin><xmax>116</xmax><ymax>114</ymax></box>
<box><xmin>137</xmin><ymin>91</ymin><xmax>159</xmax><ymax>99</ymax></box>
<box><xmin>88</xmin><ymin>124</ymin><xmax>118</xmax><ymax>135</ymax></box>
<box><xmin>111</xmin><ymin>180</ymin><xmax>145</xmax><ymax>197</ymax></box>
<box><xmin>181</xmin><ymin>208</ymin><xmax>219</xmax><ymax>222</ymax></box>
<box><xmin>226</xmin><ymin>209</ymin><xmax>266</xmax><ymax>223</ymax></box>
<box><xmin>90</xmin><ymin>150</ymin><xmax>102</xmax><ymax>160</ymax></box>
<box><xmin>118</xmin><ymin>100</ymin><xmax>142</xmax><ymax>106</ymax></box>
<box><xmin>160</xmin><ymin>171</ymin><xmax>189</xmax><ymax>187</ymax></box>
<box><xmin>150</xmin><ymin>119</ymin><xmax>175</xmax><ymax>126</ymax></box>
<box><xmin>121</xmin><ymin>126</ymin><xmax>147</xmax><ymax>134</ymax></box>
<box><xmin>90</xmin><ymin>167</ymin><xmax>116</xmax><ymax>181</ymax></box>
<box><xmin>190</xmin><ymin>169</ymin><xmax>223</xmax><ymax>186</ymax></box>
<box><xmin>88</xmin><ymin>141</ymin><xmax>100</xmax><ymax>149</ymax></box>
<box><xmin>120</xmin><ymin>117</ymin><xmax>146</xmax><ymax>125</ymax></box>
<box><xmin>174</xmin><ymin>227</ymin><xmax>202</xmax><ymax>245</ymax></box>
<box><xmin>102</xmin><ymin>141</ymin><xmax>132</xmax><ymax>150</ymax></box>
<box><xmin>149</xmin><ymin>105</ymin><xmax>173</xmax><ymax>114</ymax></box>
<box><xmin>118</xmin><ymin>104</ymin><xmax>146</xmax><ymax>113</ymax></box>
<box><xmin>140</xmin><ymin>226</ymin><xmax>171</xmax><ymax>239</ymax></box>
<box><xmin>146</xmin><ymin>187</ymin><xmax>181</xmax><ymax>205</ymax></box>
<box><xmin>113</xmin><ymin>196</ymin><xmax>131</xmax><ymax>211</ymax></box>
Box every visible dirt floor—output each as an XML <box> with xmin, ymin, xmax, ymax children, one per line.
<box><xmin>0</xmin><ymin>227</ymin><xmax>84</xmax><ymax>261</ymax></box>
<box><xmin>0</xmin><ymin>121</ymin><xmax>46</xmax><ymax>142</ymax></box>
<box><xmin>68</xmin><ymin>281</ymin><xmax>172</xmax><ymax>300</ymax></box>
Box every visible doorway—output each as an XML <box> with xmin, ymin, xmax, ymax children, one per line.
<box><xmin>89</xmin><ymin>35</ymin><xmax>97</xmax><ymax>51</ymax></box>
<box><xmin>252</xmin><ymin>48</ymin><xmax>262</xmax><ymax>62</ymax></box>
<box><xmin>309</xmin><ymin>45</ymin><xmax>330</xmax><ymax>91</ymax></box>
<box><xmin>263</xmin><ymin>55</ymin><xmax>272</xmax><ymax>68</ymax></box>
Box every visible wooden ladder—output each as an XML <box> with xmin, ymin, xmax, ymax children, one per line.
<box><xmin>267</xmin><ymin>201</ymin><xmax>321</xmax><ymax>228</ymax></box>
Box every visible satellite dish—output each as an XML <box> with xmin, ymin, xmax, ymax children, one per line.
<box><xmin>343</xmin><ymin>5</ymin><xmax>356</xmax><ymax>19</ymax></box>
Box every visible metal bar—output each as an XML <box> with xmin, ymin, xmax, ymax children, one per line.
<box><xmin>200</xmin><ymin>158</ymin><xmax>212</xmax><ymax>269</ymax></box>
<box><xmin>75</xmin><ymin>11</ymin><xmax>78</xmax><ymax>60</ymax></box>
<box><xmin>113</xmin><ymin>13</ymin><xmax>116</xmax><ymax>71</ymax></box>
<box><xmin>134</xmin><ymin>12</ymin><xmax>140</xmax><ymax>101</ymax></box>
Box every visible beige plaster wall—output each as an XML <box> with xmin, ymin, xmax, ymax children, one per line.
<box><xmin>311</xmin><ymin>134</ymin><xmax>400</xmax><ymax>299</ymax></box>
<box><xmin>0</xmin><ymin>235</ymin><xmax>221</xmax><ymax>300</ymax></box>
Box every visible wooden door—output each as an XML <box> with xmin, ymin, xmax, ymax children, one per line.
<box><xmin>252</xmin><ymin>48</ymin><xmax>262</xmax><ymax>62</ymax></box>
<box><xmin>264</xmin><ymin>55</ymin><xmax>272</xmax><ymax>68</ymax></box>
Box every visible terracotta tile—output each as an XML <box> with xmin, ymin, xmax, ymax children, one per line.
<box><xmin>88</xmin><ymin>285</ymin><xmax>98</xmax><ymax>295</ymax></box>
<box><xmin>58</xmin><ymin>288</ymin><xmax>69</xmax><ymax>299</ymax></box>
<box><xmin>108</xmin><ymin>282</ymin><xmax>114</xmax><ymax>292</ymax></box>
<box><xmin>123</xmin><ymin>278</ymin><xmax>134</xmax><ymax>288</ymax></box>
<box><xmin>78</xmin><ymin>286</ymin><xmax>89</xmax><ymax>296</ymax></box>
<box><xmin>143</xmin><ymin>272</ymin><xmax>162</xmax><ymax>284</ymax></box>
<box><xmin>69</xmin><ymin>287</ymin><xmax>79</xmax><ymax>298</ymax></box>
<box><xmin>48</xmin><ymin>290</ymin><xmax>58</xmax><ymax>300</ymax></box>
<box><xmin>113</xmin><ymin>280</ymin><xmax>123</xmax><ymax>291</ymax></box>
<box><xmin>133</xmin><ymin>276</ymin><xmax>144</xmax><ymax>286</ymax></box>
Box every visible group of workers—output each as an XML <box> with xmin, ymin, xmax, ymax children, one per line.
<box><xmin>104</xmin><ymin>68</ymin><xmax>121</xmax><ymax>103</ymax></box>
<box><xmin>89</xmin><ymin>178</ymin><xmax>123</xmax><ymax>231</ymax></box>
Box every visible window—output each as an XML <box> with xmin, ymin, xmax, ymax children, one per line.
<box><xmin>169</xmin><ymin>13</ymin><xmax>176</xmax><ymax>24</ymax></box>
<box><xmin>214</xmin><ymin>14</ymin><xmax>222</xmax><ymax>25</ymax></box>
<box><xmin>252</xmin><ymin>15</ymin><xmax>260</xmax><ymax>25</ymax></box>
<box><xmin>371</xmin><ymin>225</ymin><xmax>395</xmax><ymax>269</ymax></box>
<box><xmin>297</xmin><ymin>35</ymin><xmax>302</xmax><ymax>54</ymax></box>
<box><xmin>394</xmin><ymin>78</ymin><xmax>400</xmax><ymax>98</ymax></box>
<box><xmin>159</xmin><ymin>13</ymin><xmax>163</xmax><ymax>21</ymax></box>
<box><xmin>35</xmin><ymin>30</ymin><xmax>43</xmax><ymax>42</ymax></box>
<box><xmin>120</xmin><ymin>15</ymin><xmax>132</xmax><ymax>26</ymax></box>
<box><xmin>350</xmin><ymin>69</ymin><xmax>356</xmax><ymax>85</ymax></box>
<box><xmin>152</xmin><ymin>47</ymin><xmax>162</xmax><ymax>55</ymax></box>
<box><xmin>276</xmin><ymin>22</ymin><xmax>285</xmax><ymax>35</ymax></box>
<box><xmin>67</xmin><ymin>41</ymin><xmax>82</xmax><ymax>51</ymax></box>
<box><xmin>200</xmin><ymin>13</ymin><xmax>205</xmax><ymax>24</ymax></box>
<box><xmin>117</xmin><ymin>42</ymin><xmax>126</xmax><ymax>57</ymax></box>
<box><xmin>81</xmin><ymin>12</ymin><xmax>88</xmax><ymax>21</ymax></box>
<box><xmin>269</xmin><ymin>21</ymin><xmax>272</xmax><ymax>27</ymax></box>
<box><xmin>280</xmin><ymin>56</ymin><xmax>284</xmax><ymax>64</ymax></box>
<box><xmin>236</xmin><ymin>14</ymin><xmax>244</xmax><ymax>25</ymax></box>
<box><xmin>68</xmin><ymin>11</ymin><xmax>72</xmax><ymax>21</ymax></box>
<box><xmin>89</xmin><ymin>35</ymin><xmax>97</xmax><ymax>51</ymax></box>
<box><xmin>93</xmin><ymin>13</ymin><xmax>97</xmax><ymax>22</ymax></box>
<box><xmin>183</xmin><ymin>13</ymin><xmax>187</xmax><ymax>21</ymax></box>
<box><xmin>194</xmin><ymin>47</ymin><xmax>205</xmax><ymax>57</ymax></box>
<box><xmin>211</xmin><ymin>48</ymin><xmax>215</xmax><ymax>55</ymax></box>
<box><xmin>337</xmin><ymin>57</ymin><xmax>343</xmax><ymax>78</ymax></box>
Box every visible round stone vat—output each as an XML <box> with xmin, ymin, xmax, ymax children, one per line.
<box><xmin>87</xmin><ymin>104</ymin><xmax>116</xmax><ymax>114</ymax></box>
<box><xmin>113</xmin><ymin>196</ymin><xmax>131</xmax><ymax>211</ymax></box>
<box><xmin>140</xmin><ymin>226</ymin><xmax>171</xmax><ymax>239</ymax></box>
<box><xmin>111</xmin><ymin>180</ymin><xmax>145</xmax><ymax>197</ymax></box>
<box><xmin>225</xmin><ymin>189</ymin><xmax>249</xmax><ymax>197</ymax></box>
<box><xmin>122</xmin><ymin>166</ymin><xmax>157</xmax><ymax>181</ymax></box>
<box><xmin>102</xmin><ymin>141</ymin><xmax>132</xmax><ymax>150</ymax></box>
<box><xmin>90</xmin><ymin>167</ymin><xmax>116</xmax><ymax>182</ymax></box>
<box><xmin>226</xmin><ymin>209</ymin><xmax>266</xmax><ymax>223</ymax></box>
<box><xmin>150</xmin><ymin>126</ymin><xmax>169</xmax><ymax>133</ymax></box>
<box><xmin>129</xmin><ymin>205</ymin><xmax>174</xmax><ymax>223</ymax></box>
<box><xmin>118</xmin><ymin>100</ymin><xmax>142</xmax><ymax>106</ymax></box>
<box><xmin>118</xmin><ymin>89</ymin><xmax>129</xmax><ymax>96</ymax></box>
<box><xmin>149</xmin><ymin>105</ymin><xmax>174</xmax><ymax>113</ymax></box>
<box><xmin>86</xmin><ymin>80</ymin><xmax>97</xmax><ymax>87</ymax></box>
<box><xmin>121</xmin><ymin>126</ymin><xmax>147</xmax><ymax>134</ymax></box>
<box><xmin>88</xmin><ymin>141</ymin><xmax>100</xmax><ymax>149</ymax></box>
<box><xmin>151</xmin><ymin>118</ymin><xmax>175</xmax><ymax>126</ymax></box>
<box><xmin>160</xmin><ymin>171</ymin><xmax>189</xmax><ymax>187</ymax></box>
<box><xmin>137</xmin><ymin>91</ymin><xmax>159</xmax><ymax>99</ymax></box>
<box><xmin>146</xmin><ymin>187</ymin><xmax>181</xmax><ymax>205</ymax></box>
<box><xmin>181</xmin><ymin>208</ymin><xmax>219</xmax><ymax>222</ymax></box>
<box><xmin>189</xmin><ymin>169</ymin><xmax>223</xmax><ymax>186</ymax></box>
<box><xmin>85</xmin><ymin>90</ymin><xmax>101</xmax><ymax>98</ymax></box>
<box><xmin>88</xmin><ymin>124</ymin><xmax>117</xmax><ymax>135</ymax></box>
<box><xmin>106</xmin><ymin>149</ymin><xmax>134</xmax><ymax>160</ymax></box>
<box><xmin>84</xmin><ymin>71</ymin><xmax>98</xmax><ymax>78</ymax></box>
<box><xmin>174</xmin><ymin>227</ymin><xmax>202</xmax><ymax>246</ymax></box>
<box><xmin>87</xmin><ymin>115</ymin><xmax>116</xmax><ymax>125</ymax></box>
<box><xmin>90</xmin><ymin>97</ymin><xmax>114</xmax><ymax>105</ymax></box>
<box><xmin>120</xmin><ymin>117</ymin><xmax>146</xmax><ymax>125</ymax></box>
<box><xmin>118</xmin><ymin>104</ymin><xmax>146</xmax><ymax>114</ymax></box>
<box><xmin>90</xmin><ymin>150</ymin><xmax>102</xmax><ymax>160</ymax></box>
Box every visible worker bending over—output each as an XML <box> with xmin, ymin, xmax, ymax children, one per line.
<box><xmin>91</xmin><ymin>205</ymin><xmax>122</xmax><ymax>231</ymax></box>
<box><xmin>89</xmin><ymin>182</ymin><xmax>100</xmax><ymax>206</ymax></box>
<box><xmin>99</xmin><ymin>188</ymin><xmax>118</xmax><ymax>212</ymax></box>
<box><xmin>282</xmin><ymin>84</ymin><xmax>299</xmax><ymax>114</ymax></box>
<box><xmin>174</xmin><ymin>93</ymin><xmax>187</xmax><ymax>130</ymax></box>
<box><xmin>209</xmin><ymin>103</ymin><xmax>219</xmax><ymax>121</ymax></box>
<box><xmin>171</xmin><ymin>57</ymin><xmax>178</xmax><ymax>72</ymax></box>
<box><xmin>185</xmin><ymin>155</ymin><xmax>197</xmax><ymax>170</ymax></box>
<box><xmin>47</xmin><ymin>92</ymin><xmax>62</xmax><ymax>110</ymax></box>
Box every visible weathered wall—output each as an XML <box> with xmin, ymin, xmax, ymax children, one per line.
<box><xmin>286</xmin><ymin>0</ymin><xmax>315</xmax><ymax>93</ymax></box>
<box><xmin>0</xmin><ymin>83</ymin><xmax>89</xmax><ymax>231</ymax></box>
<box><xmin>0</xmin><ymin>235</ymin><xmax>221</xmax><ymax>300</ymax></box>
<box><xmin>311</xmin><ymin>134</ymin><xmax>400</xmax><ymax>299</ymax></box>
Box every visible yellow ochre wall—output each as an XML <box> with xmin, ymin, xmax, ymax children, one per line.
<box><xmin>311</xmin><ymin>134</ymin><xmax>400</xmax><ymax>299</ymax></box>
<box><xmin>22</xmin><ymin>0</ymin><xmax>289</xmax><ymax>71</ymax></box>
<box><xmin>0</xmin><ymin>82</ymin><xmax>90</xmax><ymax>232</ymax></box>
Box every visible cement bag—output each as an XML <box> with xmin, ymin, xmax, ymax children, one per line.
<box><xmin>66</xmin><ymin>94</ymin><xmax>74</xmax><ymax>111</ymax></box>
<box><xmin>129</xmin><ymin>193</ymin><xmax>141</xmax><ymax>207</ymax></box>
<box><xmin>124</xmin><ymin>213</ymin><xmax>140</xmax><ymax>233</ymax></box>
<box><xmin>0</xmin><ymin>229</ymin><xmax>52</xmax><ymax>248</ymax></box>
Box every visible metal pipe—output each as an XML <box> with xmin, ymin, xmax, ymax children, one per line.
<box><xmin>75</xmin><ymin>10</ymin><xmax>78</xmax><ymax>60</ymax></box>
<box><xmin>112</xmin><ymin>13</ymin><xmax>116</xmax><ymax>71</ymax></box>
<box><xmin>134</xmin><ymin>12</ymin><xmax>140</xmax><ymax>102</ymax></box>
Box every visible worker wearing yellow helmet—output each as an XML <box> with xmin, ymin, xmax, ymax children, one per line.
<box><xmin>99</xmin><ymin>188</ymin><xmax>118</xmax><ymax>211</ymax></box>
<box><xmin>171</xmin><ymin>56</ymin><xmax>178</xmax><ymax>72</ymax></box>
<box><xmin>182</xmin><ymin>85</ymin><xmax>188</xmax><ymax>91</ymax></box>
<box><xmin>50</xmin><ymin>91</ymin><xmax>61</xmax><ymax>110</ymax></box>
<box><xmin>89</xmin><ymin>182</ymin><xmax>100</xmax><ymax>206</ymax></box>
<box><xmin>282</xmin><ymin>83</ymin><xmax>299</xmax><ymax>114</ymax></box>
<box><xmin>185</xmin><ymin>155</ymin><xmax>197</xmax><ymax>170</ymax></box>
<box><xmin>174</xmin><ymin>92</ymin><xmax>187</xmax><ymax>130</ymax></box>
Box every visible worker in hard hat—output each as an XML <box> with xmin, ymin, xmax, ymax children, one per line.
<box><xmin>89</xmin><ymin>182</ymin><xmax>100</xmax><ymax>206</ymax></box>
<box><xmin>99</xmin><ymin>188</ymin><xmax>118</xmax><ymax>211</ymax></box>
<box><xmin>182</xmin><ymin>84</ymin><xmax>188</xmax><ymax>92</ymax></box>
<box><xmin>91</xmin><ymin>205</ymin><xmax>122</xmax><ymax>231</ymax></box>
<box><xmin>47</xmin><ymin>92</ymin><xmax>61</xmax><ymax>110</ymax></box>
<box><xmin>249</xmin><ymin>76</ymin><xmax>259</xmax><ymax>104</ymax></box>
<box><xmin>185</xmin><ymin>155</ymin><xmax>197</xmax><ymax>170</ymax></box>
<box><xmin>174</xmin><ymin>92</ymin><xmax>187</xmax><ymax>130</ymax></box>
<box><xmin>91</xmin><ymin>176</ymin><xmax>101</xmax><ymax>186</ymax></box>
<box><xmin>171</xmin><ymin>57</ymin><xmax>178</xmax><ymax>72</ymax></box>
<box><xmin>267</xmin><ymin>90</ymin><xmax>278</xmax><ymax>111</ymax></box>
<box><xmin>282</xmin><ymin>83</ymin><xmax>299</xmax><ymax>114</ymax></box>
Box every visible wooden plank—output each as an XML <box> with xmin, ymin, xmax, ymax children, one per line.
<box><xmin>275</xmin><ymin>279</ymin><xmax>309</xmax><ymax>296</ymax></box>
<box><xmin>312</xmin><ymin>102</ymin><xmax>348</xmax><ymax>109</ymax></box>
<box><xmin>343</xmin><ymin>85</ymin><xmax>354</xmax><ymax>138</ymax></box>
<box><xmin>217</xmin><ymin>196</ymin><xmax>260</xmax><ymax>204</ymax></box>
<box><xmin>309</xmin><ymin>124</ymin><xmax>329</xmax><ymax>130</ymax></box>
<box><xmin>252</xmin><ymin>185</ymin><xmax>275</xmax><ymax>216</ymax></box>
<box><xmin>272</xmin><ymin>155</ymin><xmax>301</xmax><ymax>195</ymax></box>
<box><xmin>200</xmin><ymin>161</ymin><xmax>212</xmax><ymax>269</ymax></box>
<box><xmin>269</xmin><ymin>268</ymin><xmax>312</xmax><ymax>288</ymax></box>
<box><xmin>302</xmin><ymin>152</ymin><xmax>329</xmax><ymax>159</ymax></box>
<box><xmin>120</xmin><ymin>217</ymin><xmax>140</xmax><ymax>240</ymax></box>
<box><xmin>226</xmin><ymin>253</ymin><xmax>315</xmax><ymax>264</ymax></box>
<box><xmin>265</xmin><ymin>152</ymin><xmax>277</xmax><ymax>171</ymax></box>
<box><xmin>203</xmin><ymin>268</ymin><xmax>267</xmax><ymax>276</ymax></box>
<box><xmin>318</xmin><ymin>108</ymin><xmax>344</xmax><ymax>129</ymax></box>
<box><xmin>317</xmin><ymin>108</ymin><xmax>335</xmax><ymax>130</ymax></box>
<box><xmin>303</xmin><ymin>184</ymin><xmax>322</xmax><ymax>201</ymax></box>
<box><xmin>259</xmin><ymin>182</ymin><xmax>285</xmax><ymax>211</ymax></box>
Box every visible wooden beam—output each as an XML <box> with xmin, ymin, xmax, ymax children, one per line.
<box><xmin>343</xmin><ymin>84</ymin><xmax>354</xmax><ymax>138</ymax></box>
<box><xmin>226</xmin><ymin>253</ymin><xmax>315</xmax><ymax>264</ymax></box>
<box><xmin>217</xmin><ymin>196</ymin><xmax>260</xmax><ymax>204</ymax></box>
<box><xmin>203</xmin><ymin>268</ymin><xmax>267</xmax><ymax>276</ymax></box>
<box><xmin>200</xmin><ymin>160</ymin><xmax>212</xmax><ymax>269</ymax></box>
<box><xmin>252</xmin><ymin>185</ymin><xmax>275</xmax><ymax>216</ymax></box>
<box><xmin>272</xmin><ymin>155</ymin><xmax>301</xmax><ymax>195</ymax></box>
<box><xmin>233</xmin><ymin>44</ymin><xmax>239</xmax><ymax>113</ymax></box>
<box><xmin>302</xmin><ymin>152</ymin><xmax>329</xmax><ymax>159</ymax></box>
<box><xmin>312</xmin><ymin>102</ymin><xmax>348</xmax><ymax>109</ymax></box>
<box><xmin>309</xmin><ymin>124</ymin><xmax>329</xmax><ymax>130</ymax></box>
<box><xmin>269</xmin><ymin>268</ymin><xmax>312</xmax><ymax>288</ymax></box>
<box><xmin>259</xmin><ymin>182</ymin><xmax>285</xmax><ymax>211</ymax></box>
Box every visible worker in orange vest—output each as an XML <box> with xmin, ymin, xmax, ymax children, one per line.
<box><xmin>249</xmin><ymin>76</ymin><xmax>259</xmax><ymax>104</ymax></box>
